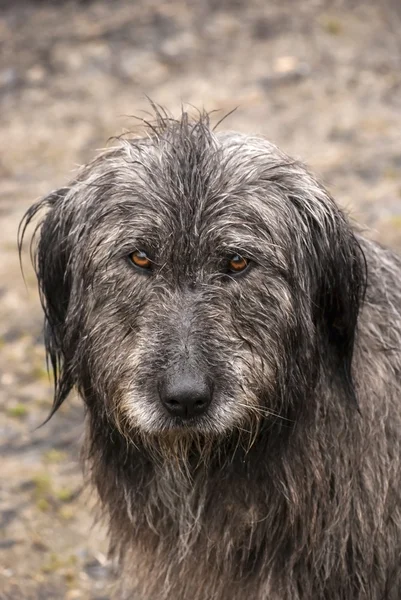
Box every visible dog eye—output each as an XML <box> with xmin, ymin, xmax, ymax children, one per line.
<box><xmin>130</xmin><ymin>250</ymin><xmax>152</xmax><ymax>271</ymax></box>
<box><xmin>227</xmin><ymin>254</ymin><xmax>249</xmax><ymax>274</ymax></box>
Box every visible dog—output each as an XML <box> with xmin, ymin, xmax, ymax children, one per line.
<box><xmin>20</xmin><ymin>110</ymin><xmax>401</xmax><ymax>599</ymax></box>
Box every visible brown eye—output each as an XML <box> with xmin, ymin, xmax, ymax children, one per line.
<box><xmin>130</xmin><ymin>250</ymin><xmax>152</xmax><ymax>270</ymax></box>
<box><xmin>227</xmin><ymin>254</ymin><xmax>249</xmax><ymax>274</ymax></box>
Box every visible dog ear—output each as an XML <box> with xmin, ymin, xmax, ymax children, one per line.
<box><xmin>315</xmin><ymin>212</ymin><xmax>366</xmax><ymax>402</ymax></box>
<box><xmin>19</xmin><ymin>187</ymin><xmax>76</xmax><ymax>418</ymax></box>
<box><xmin>291</xmin><ymin>186</ymin><xmax>367</xmax><ymax>403</ymax></box>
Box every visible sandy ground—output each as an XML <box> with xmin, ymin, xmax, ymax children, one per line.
<box><xmin>0</xmin><ymin>0</ymin><xmax>401</xmax><ymax>598</ymax></box>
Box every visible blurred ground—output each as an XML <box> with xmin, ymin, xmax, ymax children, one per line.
<box><xmin>0</xmin><ymin>0</ymin><xmax>401</xmax><ymax>598</ymax></box>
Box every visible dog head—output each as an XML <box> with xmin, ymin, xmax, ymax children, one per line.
<box><xmin>20</xmin><ymin>112</ymin><xmax>366</xmax><ymax>441</ymax></box>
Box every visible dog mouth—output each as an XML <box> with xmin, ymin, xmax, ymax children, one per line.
<box><xmin>135</xmin><ymin>403</ymin><xmax>229</xmax><ymax>437</ymax></box>
<box><xmin>157</xmin><ymin>411</ymin><xmax>214</xmax><ymax>433</ymax></box>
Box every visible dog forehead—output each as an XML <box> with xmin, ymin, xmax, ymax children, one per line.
<box><xmin>114</xmin><ymin>130</ymin><xmax>284</xmax><ymax>224</ymax></box>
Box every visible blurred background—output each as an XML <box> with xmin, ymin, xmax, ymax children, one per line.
<box><xmin>1</xmin><ymin>0</ymin><xmax>400</xmax><ymax>598</ymax></box>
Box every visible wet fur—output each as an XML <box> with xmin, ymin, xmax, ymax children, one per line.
<box><xmin>20</xmin><ymin>111</ymin><xmax>401</xmax><ymax>599</ymax></box>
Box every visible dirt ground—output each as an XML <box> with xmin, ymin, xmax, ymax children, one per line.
<box><xmin>0</xmin><ymin>0</ymin><xmax>400</xmax><ymax>598</ymax></box>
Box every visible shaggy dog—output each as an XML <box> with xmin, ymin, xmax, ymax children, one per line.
<box><xmin>20</xmin><ymin>111</ymin><xmax>401</xmax><ymax>599</ymax></box>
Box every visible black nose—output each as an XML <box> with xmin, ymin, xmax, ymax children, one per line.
<box><xmin>159</xmin><ymin>372</ymin><xmax>212</xmax><ymax>419</ymax></box>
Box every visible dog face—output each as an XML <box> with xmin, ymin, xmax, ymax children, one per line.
<box><xmin>21</xmin><ymin>115</ymin><xmax>366</xmax><ymax>439</ymax></box>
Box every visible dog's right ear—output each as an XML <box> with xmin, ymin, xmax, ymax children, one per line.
<box><xmin>19</xmin><ymin>187</ymin><xmax>76</xmax><ymax>418</ymax></box>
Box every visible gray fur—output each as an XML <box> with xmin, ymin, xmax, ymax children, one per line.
<box><xmin>20</xmin><ymin>111</ymin><xmax>401</xmax><ymax>599</ymax></box>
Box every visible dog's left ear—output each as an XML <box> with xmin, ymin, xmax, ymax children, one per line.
<box><xmin>19</xmin><ymin>186</ymin><xmax>77</xmax><ymax>418</ymax></box>
<box><xmin>290</xmin><ymin>179</ymin><xmax>367</xmax><ymax>402</ymax></box>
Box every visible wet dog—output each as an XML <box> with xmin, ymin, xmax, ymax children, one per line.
<box><xmin>21</xmin><ymin>111</ymin><xmax>401</xmax><ymax>599</ymax></box>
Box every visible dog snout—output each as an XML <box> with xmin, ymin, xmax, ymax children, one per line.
<box><xmin>159</xmin><ymin>370</ymin><xmax>212</xmax><ymax>419</ymax></box>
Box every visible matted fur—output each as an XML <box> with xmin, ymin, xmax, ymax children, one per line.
<box><xmin>20</xmin><ymin>110</ymin><xmax>401</xmax><ymax>599</ymax></box>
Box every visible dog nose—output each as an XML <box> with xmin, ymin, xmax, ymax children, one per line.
<box><xmin>160</xmin><ymin>372</ymin><xmax>212</xmax><ymax>419</ymax></box>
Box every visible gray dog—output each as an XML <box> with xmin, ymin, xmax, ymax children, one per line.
<box><xmin>21</xmin><ymin>111</ymin><xmax>401</xmax><ymax>599</ymax></box>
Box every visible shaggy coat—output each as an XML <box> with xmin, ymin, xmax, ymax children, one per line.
<box><xmin>21</xmin><ymin>112</ymin><xmax>401</xmax><ymax>599</ymax></box>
